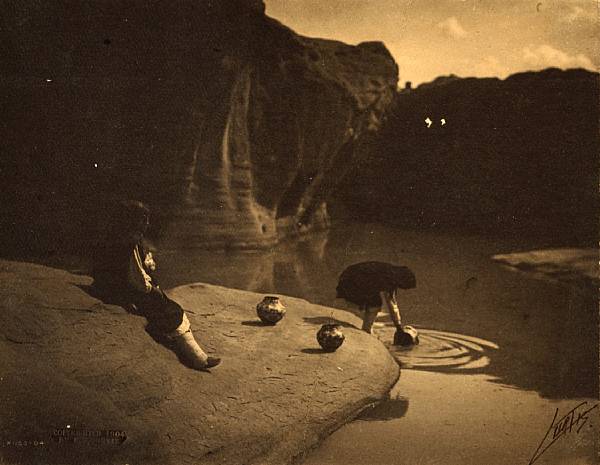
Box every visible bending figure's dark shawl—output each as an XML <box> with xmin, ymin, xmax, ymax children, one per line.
<box><xmin>336</xmin><ymin>261</ymin><xmax>416</xmax><ymax>308</ymax></box>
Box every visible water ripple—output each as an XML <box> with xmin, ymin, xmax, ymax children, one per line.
<box><xmin>387</xmin><ymin>328</ymin><xmax>499</xmax><ymax>371</ymax></box>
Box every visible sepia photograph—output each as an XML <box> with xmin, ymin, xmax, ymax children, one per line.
<box><xmin>1</xmin><ymin>1</ymin><xmax>598</xmax><ymax>464</ymax></box>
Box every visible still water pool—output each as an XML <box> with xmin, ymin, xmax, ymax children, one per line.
<box><xmin>157</xmin><ymin>222</ymin><xmax>598</xmax><ymax>465</ymax></box>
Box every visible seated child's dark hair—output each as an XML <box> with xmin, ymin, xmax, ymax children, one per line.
<box><xmin>115</xmin><ymin>200</ymin><xmax>150</xmax><ymax>236</ymax></box>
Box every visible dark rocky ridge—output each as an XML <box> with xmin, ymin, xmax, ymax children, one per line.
<box><xmin>335</xmin><ymin>68</ymin><xmax>599</xmax><ymax>246</ymax></box>
<box><xmin>1</xmin><ymin>0</ymin><xmax>398</xmax><ymax>254</ymax></box>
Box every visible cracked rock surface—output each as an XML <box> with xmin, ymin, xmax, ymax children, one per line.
<box><xmin>0</xmin><ymin>260</ymin><xmax>399</xmax><ymax>465</ymax></box>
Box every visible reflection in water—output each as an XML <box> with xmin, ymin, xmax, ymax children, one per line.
<box><xmin>388</xmin><ymin>329</ymin><xmax>499</xmax><ymax>371</ymax></box>
<box><xmin>492</xmin><ymin>248</ymin><xmax>598</xmax><ymax>289</ymax></box>
<box><xmin>157</xmin><ymin>222</ymin><xmax>598</xmax><ymax>398</ymax></box>
<box><xmin>157</xmin><ymin>231</ymin><xmax>336</xmax><ymax>303</ymax></box>
<box><xmin>357</xmin><ymin>397</ymin><xmax>409</xmax><ymax>421</ymax></box>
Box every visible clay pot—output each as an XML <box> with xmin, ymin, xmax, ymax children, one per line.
<box><xmin>317</xmin><ymin>324</ymin><xmax>345</xmax><ymax>352</ymax></box>
<box><xmin>393</xmin><ymin>325</ymin><xmax>419</xmax><ymax>346</ymax></box>
<box><xmin>256</xmin><ymin>296</ymin><xmax>286</xmax><ymax>325</ymax></box>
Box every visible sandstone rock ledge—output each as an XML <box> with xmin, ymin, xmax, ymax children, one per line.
<box><xmin>0</xmin><ymin>260</ymin><xmax>399</xmax><ymax>465</ymax></box>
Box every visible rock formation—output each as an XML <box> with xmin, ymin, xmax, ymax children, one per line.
<box><xmin>335</xmin><ymin>68</ymin><xmax>599</xmax><ymax>245</ymax></box>
<box><xmin>0</xmin><ymin>259</ymin><xmax>399</xmax><ymax>465</ymax></box>
<box><xmin>1</xmin><ymin>0</ymin><xmax>398</xmax><ymax>253</ymax></box>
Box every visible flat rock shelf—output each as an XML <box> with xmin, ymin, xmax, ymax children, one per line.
<box><xmin>0</xmin><ymin>259</ymin><xmax>399</xmax><ymax>465</ymax></box>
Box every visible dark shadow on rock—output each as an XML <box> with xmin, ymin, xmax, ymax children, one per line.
<box><xmin>356</xmin><ymin>397</ymin><xmax>409</xmax><ymax>421</ymax></box>
<box><xmin>75</xmin><ymin>283</ymin><xmax>198</xmax><ymax>369</ymax></box>
<box><xmin>241</xmin><ymin>320</ymin><xmax>275</xmax><ymax>327</ymax></box>
<box><xmin>302</xmin><ymin>316</ymin><xmax>358</xmax><ymax>330</ymax></box>
<box><xmin>74</xmin><ymin>283</ymin><xmax>143</xmax><ymax>316</ymax></box>
<box><xmin>301</xmin><ymin>348</ymin><xmax>327</xmax><ymax>354</ymax></box>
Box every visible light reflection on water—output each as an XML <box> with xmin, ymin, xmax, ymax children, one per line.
<box><xmin>388</xmin><ymin>328</ymin><xmax>499</xmax><ymax>371</ymax></box>
<box><xmin>155</xmin><ymin>222</ymin><xmax>598</xmax><ymax>465</ymax></box>
<box><xmin>157</xmin><ymin>222</ymin><xmax>598</xmax><ymax>399</ymax></box>
<box><xmin>156</xmin><ymin>230</ymin><xmax>337</xmax><ymax>304</ymax></box>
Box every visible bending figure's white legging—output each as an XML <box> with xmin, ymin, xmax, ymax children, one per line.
<box><xmin>361</xmin><ymin>290</ymin><xmax>402</xmax><ymax>334</ymax></box>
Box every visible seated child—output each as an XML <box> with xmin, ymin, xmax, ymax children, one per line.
<box><xmin>92</xmin><ymin>200</ymin><xmax>220</xmax><ymax>370</ymax></box>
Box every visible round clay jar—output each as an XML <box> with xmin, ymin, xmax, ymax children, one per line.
<box><xmin>317</xmin><ymin>324</ymin><xmax>345</xmax><ymax>352</ymax></box>
<box><xmin>256</xmin><ymin>296</ymin><xmax>286</xmax><ymax>324</ymax></box>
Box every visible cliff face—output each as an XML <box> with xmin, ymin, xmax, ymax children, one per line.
<box><xmin>336</xmin><ymin>68</ymin><xmax>599</xmax><ymax>245</ymax></box>
<box><xmin>1</xmin><ymin>1</ymin><xmax>398</xmax><ymax>253</ymax></box>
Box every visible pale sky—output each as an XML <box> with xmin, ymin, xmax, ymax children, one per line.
<box><xmin>264</xmin><ymin>0</ymin><xmax>598</xmax><ymax>85</ymax></box>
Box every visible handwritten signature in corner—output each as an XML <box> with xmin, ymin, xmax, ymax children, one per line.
<box><xmin>529</xmin><ymin>401</ymin><xmax>598</xmax><ymax>465</ymax></box>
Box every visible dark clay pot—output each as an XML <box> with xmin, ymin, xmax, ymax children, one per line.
<box><xmin>393</xmin><ymin>325</ymin><xmax>419</xmax><ymax>346</ymax></box>
<box><xmin>317</xmin><ymin>324</ymin><xmax>345</xmax><ymax>352</ymax></box>
<box><xmin>256</xmin><ymin>296</ymin><xmax>286</xmax><ymax>325</ymax></box>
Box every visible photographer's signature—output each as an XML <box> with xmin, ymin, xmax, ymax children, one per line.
<box><xmin>529</xmin><ymin>401</ymin><xmax>598</xmax><ymax>465</ymax></box>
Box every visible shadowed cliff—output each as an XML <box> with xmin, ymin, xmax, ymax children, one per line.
<box><xmin>1</xmin><ymin>0</ymin><xmax>398</xmax><ymax>255</ymax></box>
<box><xmin>335</xmin><ymin>68</ymin><xmax>599</xmax><ymax>246</ymax></box>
